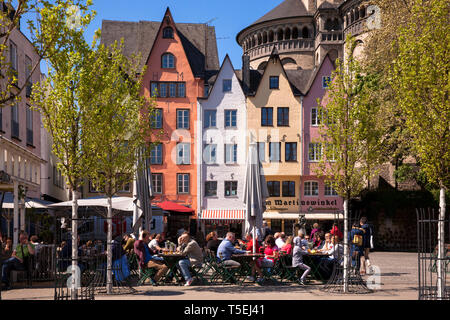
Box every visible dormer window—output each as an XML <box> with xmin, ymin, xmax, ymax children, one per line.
<box><xmin>163</xmin><ymin>27</ymin><xmax>174</xmax><ymax>39</ymax></box>
<box><xmin>161</xmin><ymin>53</ymin><xmax>175</xmax><ymax>69</ymax></box>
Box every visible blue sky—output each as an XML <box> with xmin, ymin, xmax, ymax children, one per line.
<box><xmin>21</xmin><ymin>0</ymin><xmax>284</xmax><ymax>71</ymax></box>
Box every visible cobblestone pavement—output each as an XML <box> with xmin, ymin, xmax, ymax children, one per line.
<box><xmin>1</xmin><ymin>252</ymin><xmax>420</xmax><ymax>300</ymax></box>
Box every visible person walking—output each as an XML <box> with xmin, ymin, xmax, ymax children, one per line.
<box><xmin>360</xmin><ymin>217</ymin><xmax>373</xmax><ymax>274</ymax></box>
<box><xmin>348</xmin><ymin>222</ymin><xmax>365</xmax><ymax>275</ymax></box>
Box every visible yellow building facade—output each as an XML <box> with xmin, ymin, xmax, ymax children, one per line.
<box><xmin>246</xmin><ymin>49</ymin><xmax>303</xmax><ymax>233</ymax></box>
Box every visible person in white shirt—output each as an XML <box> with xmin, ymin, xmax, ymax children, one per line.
<box><xmin>275</xmin><ymin>232</ymin><xmax>286</xmax><ymax>249</ymax></box>
<box><xmin>319</xmin><ymin>233</ymin><xmax>333</xmax><ymax>253</ymax></box>
<box><xmin>148</xmin><ymin>234</ymin><xmax>163</xmax><ymax>253</ymax></box>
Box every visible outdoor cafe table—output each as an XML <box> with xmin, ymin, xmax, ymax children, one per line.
<box><xmin>304</xmin><ymin>252</ymin><xmax>331</xmax><ymax>281</ymax></box>
<box><xmin>232</xmin><ymin>253</ymin><xmax>264</xmax><ymax>282</ymax></box>
<box><xmin>156</xmin><ymin>252</ymin><xmax>187</xmax><ymax>284</ymax></box>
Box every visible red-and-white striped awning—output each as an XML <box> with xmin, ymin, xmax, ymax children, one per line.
<box><xmin>199</xmin><ymin>209</ymin><xmax>246</xmax><ymax>221</ymax></box>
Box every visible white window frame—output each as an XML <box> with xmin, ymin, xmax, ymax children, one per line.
<box><xmin>176</xmin><ymin>143</ymin><xmax>190</xmax><ymax>165</ymax></box>
<box><xmin>204</xmin><ymin>110</ymin><xmax>216</xmax><ymax>128</ymax></box>
<box><xmin>176</xmin><ymin>109</ymin><xmax>189</xmax><ymax>129</ymax></box>
<box><xmin>177</xmin><ymin>173</ymin><xmax>190</xmax><ymax>194</ymax></box>
<box><xmin>152</xmin><ymin>173</ymin><xmax>163</xmax><ymax>194</ymax></box>
<box><xmin>225</xmin><ymin>109</ymin><xmax>237</xmax><ymax>128</ymax></box>
<box><xmin>225</xmin><ymin>144</ymin><xmax>237</xmax><ymax>164</ymax></box>
<box><xmin>304</xmin><ymin>181</ymin><xmax>319</xmax><ymax>196</ymax></box>
<box><xmin>150</xmin><ymin>144</ymin><xmax>163</xmax><ymax>164</ymax></box>
<box><xmin>324</xmin><ymin>183</ymin><xmax>338</xmax><ymax>196</ymax></box>
<box><xmin>162</xmin><ymin>53</ymin><xmax>175</xmax><ymax>69</ymax></box>
<box><xmin>204</xmin><ymin>144</ymin><xmax>217</xmax><ymax>164</ymax></box>
<box><xmin>308</xmin><ymin>143</ymin><xmax>322</xmax><ymax>162</ymax></box>
<box><xmin>311</xmin><ymin>107</ymin><xmax>321</xmax><ymax>126</ymax></box>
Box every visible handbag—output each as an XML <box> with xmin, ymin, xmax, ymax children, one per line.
<box><xmin>352</xmin><ymin>234</ymin><xmax>363</xmax><ymax>247</ymax></box>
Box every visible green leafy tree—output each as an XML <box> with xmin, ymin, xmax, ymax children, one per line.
<box><xmin>0</xmin><ymin>0</ymin><xmax>93</xmax><ymax>106</ymax></box>
<box><xmin>86</xmin><ymin>40</ymin><xmax>157</xmax><ymax>294</ymax></box>
<box><xmin>362</xmin><ymin>0</ymin><xmax>416</xmax><ymax>189</ymax></box>
<box><xmin>315</xmin><ymin>36</ymin><xmax>385</xmax><ymax>292</ymax></box>
<box><xmin>389</xmin><ymin>0</ymin><xmax>449</xmax><ymax>299</ymax></box>
<box><xmin>30</xmin><ymin>0</ymin><xmax>96</xmax><ymax>299</ymax></box>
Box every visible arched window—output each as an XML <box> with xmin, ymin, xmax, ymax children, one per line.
<box><xmin>360</xmin><ymin>7</ymin><xmax>366</xmax><ymax>18</ymax></box>
<box><xmin>333</xmin><ymin>19</ymin><xmax>341</xmax><ymax>30</ymax></box>
<box><xmin>163</xmin><ymin>27</ymin><xmax>174</xmax><ymax>39</ymax></box>
<box><xmin>292</xmin><ymin>27</ymin><xmax>299</xmax><ymax>39</ymax></box>
<box><xmin>257</xmin><ymin>33</ymin><xmax>262</xmax><ymax>45</ymax></box>
<box><xmin>302</xmin><ymin>27</ymin><xmax>310</xmax><ymax>38</ymax></box>
<box><xmin>355</xmin><ymin>8</ymin><xmax>360</xmax><ymax>20</ymax></box>
<box><xmin>263</xmin><ymin>32</ymin><xmax>268</xmax><ymax>44</ymax></box>
<box><xmin>269</xmin><ymin>30</ymin><xmax>274</xmax><ymax>42</ymax></box>
<box><xmin>325</xmin><ymin>19</ymin><xmax>333</xmax><ymax>31</ymax></box>
<box><xmin>285</xmin><ymin>28</ymin><xmax>291</xmax><ymax>40</ymax></box>
<box><xmin>161</xmin><ymin>53</ymin><xmax>175</xmax><ymax>68</ymax></box>
<box><xmin>277</xmin><ymin>29</ymin><xmax>284</xmax><ymax>41</ymax></box>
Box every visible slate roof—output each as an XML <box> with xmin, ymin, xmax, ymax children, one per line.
<box><xmin>251</xmin><ymin>0</ymin><xmax>312</xmax><ymax>26</ymax></box>
<box><xmin>100</xmin><ymin>19</ymin><xmax>220</xmax><ymax>79</ymax></box>
<box><xmin>318</xmin><ymin>1</ymin><xmax>339</xmax><ymax>10</ymax></box>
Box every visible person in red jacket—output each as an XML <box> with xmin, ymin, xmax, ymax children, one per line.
<box><xmin>330</xmin><ymin>223</ymin><xmax>344</xmax><ymax>240</ymax></box>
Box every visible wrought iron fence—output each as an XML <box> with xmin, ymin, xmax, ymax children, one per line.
<box><xmin>416</xmin><ymin>208</ymin><xmax>449</xmax><ymax>300</ymax></box>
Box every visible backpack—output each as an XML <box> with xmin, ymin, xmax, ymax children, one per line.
<box><xmin>352</xmin><ymin>234</ymin><xmax>363</xmax><ymax>247</ymax></box>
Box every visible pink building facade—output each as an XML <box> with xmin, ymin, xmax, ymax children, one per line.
<box><xmin>301</xmin><ymin>54</ymin><xmax>343</xmax><ymax>215</ymax></box>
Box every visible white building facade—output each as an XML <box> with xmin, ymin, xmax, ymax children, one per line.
<box><xmin>197</xmin><ymin>55</ymin><xmax>248</xmax><ymax>237</ymax></box>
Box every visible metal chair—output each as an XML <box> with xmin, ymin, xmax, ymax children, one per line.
<box><xmin>204</xmin><ymin>249</ymin><xmax>239</xmax><ymax>285</ymax></box>
<box><xmin>278</xmin><ymin>253</ymin><xmax>298</xmax><ymax>283</ymax></box>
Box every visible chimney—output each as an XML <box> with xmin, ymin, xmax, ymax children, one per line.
<box><xmin>242</xmin><ymin>54</ymin><xmax>250</xmax><ymax>94</ymax></box>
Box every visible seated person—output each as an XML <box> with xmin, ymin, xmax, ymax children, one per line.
<box><xmin>292</xmin><ymin>230</ymin><xmax>311</xmax><ymax>285</ymax></box>
<box><xmin>313</xmin><ymin>232</ymin><xmax>324</xmax><ymax>250</ymax></box>
<box><xmin>148</xmin><ymin>234</ymin><xmax>163</xmax><ymax>254</ymax></box>
<box><xmin>122</xmin><ymin>234</ymin><xmax>135</xmax><ymax>255</ymax></box>
<box><xmin>281</xmin><ymin>236</ymin><xmax>293</xmax><ymax>255</ymax></box>
<box><xmin>258</xmin><ymin>235</ymin><xmax>279</xmax><ymax>270</ymax></box>
<box><xmin>318</xmin><ymin>233</ymin><xmax>333</xmax><ymax>253</ymax></box>
<box><xmin>216</xmin><ymin>232</ymin><xmax>247</xmax><ymax>267</ymax></box>
<box><xmin>1</xmin><ymin>232</ymin><xmax>35</xmax><ymax>290</ymax></box>
<box><xmin>206</xmin><ymin>231</ymin><xmax>221</xmax><ymax>254</ymax></box>
<box><xmin>134</xmin><ymin>230</ymin><xmax>168</xmax><ymax>284</ymax></box>
<box><xmin>58</xmin><ymin>236</ymin><xmax>85</xmax><ymax>273</ymax></box>
<box><xmin>275</xmin><ymin>232</ymin><xmax>286</xmax><ymax>249</ymax></box>
<box><xmin>244</xmin><ymin>233</ymin><xmax>260</xmax><ymax>253</ymax></box>
<box><xmin>176</xmin><ymin>232</ymin><xmax>203</xmax><ymax>286</ymax></box>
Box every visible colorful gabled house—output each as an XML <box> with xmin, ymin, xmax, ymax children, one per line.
<box><xmin>101</xmin><ymin>8</ymin><xmax>219</xmax><ymax>235</ymax></box>
<box><xmin>301</xmin><ymin>53</ymin><xmax>343</xmax><ymax>217</ymax></box>
<box><xmin>197</xmin><ymin>55</ymin><xmax>247</xmax><ymax>236</ymax></box>
<box><xmin>245</xmin><ymin>47</ymin><xmax>308</xmax><ymax>234</ymax></box>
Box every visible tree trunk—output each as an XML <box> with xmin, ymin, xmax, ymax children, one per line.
<box><xmin>107</xmin><ymin>196</ymin><xmax>113</xmax><ymax>294</ymax></box>
<box><xmin>437</xmin><ymin>187</ymin><xmax>446</xmax><ymax>299</ymax></box>
<box><xmin>71</xmin><ymin>189</ymin><xmax>79</xmax><ymax>300</ymax></box>
<box><xmin>343</xmin><ymin>198</ymin><xmax>349</xmax><ymax>293</ymax></box>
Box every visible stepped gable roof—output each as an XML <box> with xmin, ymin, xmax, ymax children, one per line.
<box><xmin>252</xmin><ymin>0</ymin><xmax>312</xmax><ymax>26</ymax></box>
<box><xmin>101</xmin><ymin>18</ymin><xmax>219</xmax><ymax>78</ymax></box>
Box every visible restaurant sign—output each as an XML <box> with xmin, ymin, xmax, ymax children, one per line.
<box><xmin>265</xmin><ymin>199</ymin><xmax>338</xmax><ymax>207</ymax></box>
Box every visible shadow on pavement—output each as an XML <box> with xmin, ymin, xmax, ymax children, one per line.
<box><xmin>135</xmin><ymin>290</ymin><xmax>185</xmax><ymax>297</ymax></box>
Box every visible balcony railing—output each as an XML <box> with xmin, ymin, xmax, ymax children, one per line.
<box><xmin>319</xmin><ymin>31</ymin><xmax>343</xmax><ymax>42</ymax></box>
<box><xmin>246</xmin><ymin>39</ymin><xmax>315</xmax><ymax>59</ymax></box>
